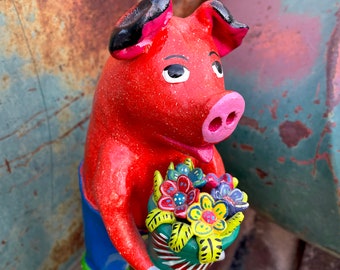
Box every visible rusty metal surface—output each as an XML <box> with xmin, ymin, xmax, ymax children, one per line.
<box><xmin>0</xmin><ymin>1</ymin><xmax>137</xmax><ymax>269</ymax></box>
<box><xmin>219</xmin><ymin>0</ymin><xmax>340</xmax><ymax>255</ymax></box>
<box><xmin>0</xmin><ymin>1</ymin><xmax>205</xmax><ymax>268</ymax></box>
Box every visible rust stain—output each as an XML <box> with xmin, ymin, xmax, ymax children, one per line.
<box><xmin>290</xmin><ymin>156</ymin><xmax>314</xmax><ymax>166</ymax></box>
<box><xmin>294</xmin><ymin>105</ymin><xmax>302</xmax><ymax>114</ymax></box>
<box><xmin>58</xmin><ymin>114</ymin><xmax>89</xmax><ymax>140</ymax></box>
<box><xmin>268</xmin><ymin>99</ymin><xmax>278</xmax><ymax>120</ymax></box>
<box><xmin>326</xmin><ymin>9</ymin><xmax>340</xmax><ymax>115</ymax></box>
<box><xmin>0</xmin><ymin>114</ymin><xmax>89</xmax><ymax>173</ymax></box>
<box><xmin>3</xmin><ymin>0</ymin><xmax>137</xmax><ymax>99</ymax></box>
<box><xmin>22</xmin><ymin>94</ymin><xmax>84</xmax><ymax>138</ymax></box>
<box><xmin>9</xmin><ymin>166</ymin><xmax>49</xmax><ymax>193</ymax></box>
<box><xmin>309</xmin><ymin>121</ymin><xmax>339</xmax><ymax>184</ymax></box>
<box><xmin>240</xmin><ymin>144</ymin><xmax>254</xmax><ymax>152</ymax></box>
<box><xmin>47</xmin><ymin>220</ymin><xmax>84</xmax><ymax>270</ymax></box>
<box><xmin>279</xmin><ymin>120</ymin><xmax>312</xmax><ymax>148</ymax></box>
<box><xmin>256</xmin><ymin>168</ymin><xmax>268</xmax><ymax>179</ymax></box>
<box><xmin>2</xmin><ymin>74</ymin><xmax>10</xmax><ymax>90</ymax></box>
<box><xmin>239</xmin><ymin>116</ymin><xmax>267</xmax><ymax>133</ymax></box>
<box><xmin>0</xmin><ymin>93</ymin><xmax>84</xmax><ymax>171</ymax></box>
<box><xmin>277</xmin><ymin>156</ymin><xmax>285</xmax><ymax>164</ymax></box>
<box><xmin>282</xmin><ymin>90</ymin><xmax>288</xmax><ymax>98</ymax></box>
<box><xmin>4</xmin><ymin>159</ymin><xmax>11</xmax><ymax>173</ymax></box>
<box><xmin>32</xmin><ymin>0</ymin><xmax>137</xmax><ymax>92</ymax></box>
<box><xmin>312</xmin><ymin>121</ymin><xmax>333</xmax><ymax>174</ymax></box>
<box><xmin>314</xmin><ymin>83</ymin><xmax>321</xmax><ymax>105</ymax></box>
<box><xmin>0</xmin><ymin>110</ymin><xmax>44</xmax><ymax>142</ymax></box>
<box><xmin>290</xmin><ymin>135</ymin><xmax>339</xmax><ymax>183</ymax></box>
<box><xmin>40</xmin><ymin>179</ymin><xmax>84</xmax><ymax>269</ymax></box>
<box><xmin>290</xmin><ymin>152</ymin><xmax>338</xmax><ymax>183</ymax></box>
<box><xmin>53</xmin><ymin>93</ymin><xmax>84</xmax><ymax>116</ymax></box>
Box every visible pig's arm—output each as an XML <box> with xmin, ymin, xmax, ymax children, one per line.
<box><xmin>93</xmin><ymin>140</ymin><xmax>157</xmax><ymax>270</ymax></box>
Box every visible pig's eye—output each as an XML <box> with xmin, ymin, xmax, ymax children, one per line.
<box><xmin>212</xmin><ymin>61</ymin><xmax>223</xmax><ymax>78</ymax></box>
<box><xmin>163</xmin><ymin>64</ymin><xmax>190</xmax><ymax>83</ymax></box>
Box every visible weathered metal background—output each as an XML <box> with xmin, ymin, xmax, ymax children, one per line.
<box><xmin>0</xmin><ymin>1</ymin><xmax>136</xmax><ymax>269</ymax></box>
<box><xmin>219</xmin><ymin>0</ymin><xmax>340</xmax><ymax>256</ymax></box>
<box><xmin>1</xmin><ymin>0</ymin><xmax>339</xmax><ymax>269</ymax></box>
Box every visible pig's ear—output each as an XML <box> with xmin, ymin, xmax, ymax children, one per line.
<box><xmin>194</xmin><ymin>0</ymin><xmax>248</xmax><ymax>57</ymax></box>
<box><xmin>109</xmin><ymin>0</ymin><xmax>172</xmax><ymax>59</ymax></box>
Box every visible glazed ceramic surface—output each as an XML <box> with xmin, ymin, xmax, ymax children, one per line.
<box><xmin>81</xmin><ymin>0</ymin><xmax>248</xmax><ymax>269</ymax></box>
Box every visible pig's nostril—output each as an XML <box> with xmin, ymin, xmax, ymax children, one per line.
<box><xmin>209</xmin><ymin>117</ymin><xmax>222</xmax><ymax>132</ymax></box>
<box><xmin>226</xmin><ymin>111</ymin><xmax>236</xmax><ymax>125</ymax></box>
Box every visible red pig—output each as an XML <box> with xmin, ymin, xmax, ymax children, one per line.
<box><xmin>80</xmin><ymin>0</ymin><xmax>248</xmax><ymax>269</ymax></box>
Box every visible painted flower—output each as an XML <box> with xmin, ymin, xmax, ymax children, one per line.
<box><xmin>167</xmin><ymin>160</ymin><xmax>207</xmax><ymax>188</ymax></box>
<box><xmin>187</xmin><ymin>193</ymin><xmax>228</xmax><ymax>237</ymax></box>
<box><xmin>158</xmin><ymin>175</ymin><xmax>199</xmax><ymax>219</ymax></box>
<box><xmin>211</xmin><ymin>182</ymin><xmax>249</xmax><ymax>216</ymax></box>
<box><xmin>203</xmin><ymin>172</ymin><xmax>237</xmax><ymax>191</ymax></box>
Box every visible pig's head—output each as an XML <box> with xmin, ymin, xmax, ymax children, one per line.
<box><xmin>99</xmin><ymin>0</ymin><xmax>248</xmax><ymax>162</ymax></box>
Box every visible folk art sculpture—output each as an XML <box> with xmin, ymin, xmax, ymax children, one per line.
<box><xmin>79</xmin><ymin>0</ymin><xmax>249</xmax><ymax>269</ymax></box>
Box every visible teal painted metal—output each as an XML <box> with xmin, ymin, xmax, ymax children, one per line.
<box><xmin>219</xmin><ymin>0</ymin><xmax>340</xmax><ymax>255</ymax></box>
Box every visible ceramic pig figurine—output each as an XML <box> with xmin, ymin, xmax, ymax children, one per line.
<box><xmin>80</xmin><ymin>0</ymin><xmax>248</xmax><ymax>269</ymax></box>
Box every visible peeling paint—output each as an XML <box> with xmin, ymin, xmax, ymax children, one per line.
<box><xmin>239</xmin><ymin>116</ymin><xmax>267</xmax><ymax>133</ymax></box>
<box><xmin>240</xmin><ymin>144</ymin><xmax>254</xmax><ymax>152</ymax></box>
<box><xmin>269</xmin><ymin>99</ymin><xmax>279</xmax><ymax>119</ymax></box>
<box><xmin>277</xmin><ymin>157</ymin><xmax>285</xmax><ymax>164</ymax></box>
<box><xmin>294</xmin><ymin>105</ymin><xmax>302</xmax><ymax>114</ymax></box>
<box><xmin>256</xmin><ymin>168</ymin><xmax>269</xmax><ymax>179</ymax></box>
<box><xmin>279</xmin><ymin>120</ymin><xmax>312</xmax><ymax>148</ymax></box>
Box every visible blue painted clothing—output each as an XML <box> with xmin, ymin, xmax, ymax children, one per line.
<box><xmin>79</xmin><ymin>164</ymin><xmax>129</xmax><ymax>270</ymax></box>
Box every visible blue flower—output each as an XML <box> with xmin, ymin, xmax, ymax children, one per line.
<box><xmin>211</xmin><ymin>182</ymin><xmax>249</xmax><ymax>216</ymax></box>
<box><xmin>167</xmin><ymin>160</ymin><xmax>206</xmax><ymax>188</ymax></box>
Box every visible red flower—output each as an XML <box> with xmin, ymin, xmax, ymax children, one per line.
<box><xmin>157</xmin><ymin>175</ymin><xmax>199</xmax><ymax>219</ymax></box>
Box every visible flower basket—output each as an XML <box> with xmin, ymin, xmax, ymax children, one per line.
<box><xmin>145</xmin><ymin>158</ymin><xmax>249</xmax><ymax>270</ymax></box>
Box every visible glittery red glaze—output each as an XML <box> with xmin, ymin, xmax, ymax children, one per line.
<box><xmin>82</xmin><ymin>1</ymin><xmax>247</xmax><ymax>269</ymax></box>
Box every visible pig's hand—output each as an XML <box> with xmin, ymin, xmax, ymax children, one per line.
<box><xmin>94</xmin><ymin>141</ymin><xmax>154</xmax><ymax>270</ymax></box>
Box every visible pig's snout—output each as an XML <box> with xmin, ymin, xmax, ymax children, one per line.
<box><xmin>202</xmin><ymin>92</ymin><xmax>245</xmax><ymax>144</ymax></box>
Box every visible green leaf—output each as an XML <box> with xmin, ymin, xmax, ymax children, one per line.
<box><xmin>197</xmin><ymin>236</ymin><xmax>223</xmax><ymax>264</ymax></box>
<box><xmin>145</xmin><ymin>208</ymin><xmax>175</xmax><ymax>232</ymax></box>
<box><xmin>184</xmin><ymin>158</ymin><xmax>194</xmax><ymax>170</ymax></box>
<box><xmin>153</xmin><ymin>170</ymin><xmax>163</xmax><ymax>203</ymax></box>
<box><xmin>223</xmin><ymin>212</ymin><xmax>244</xmax><ymax>236</ymax></box>
<box><xmin>168</xmin><ymin>222</ymin><xmax>194</xmax><ymax>253</ymax></box>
